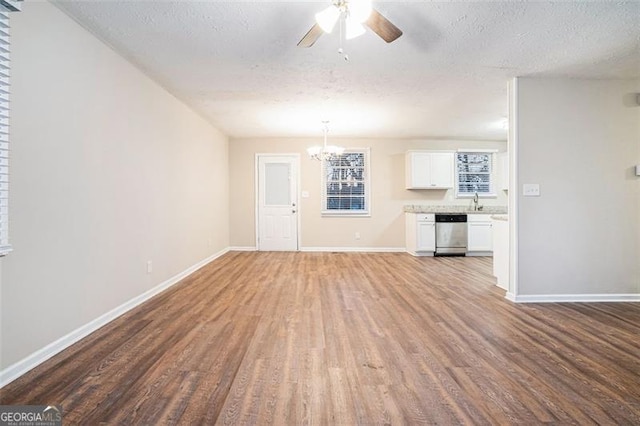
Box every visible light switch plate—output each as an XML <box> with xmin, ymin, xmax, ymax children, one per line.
<box><xmin>523</xmin><ymin>184</ymin><xmax>540</xmax><ymax>197</ymax></box>
<box><xmin>301</xmin><ymin>190</ymin><xmax>310</xmax><ymax>198</ymax></box>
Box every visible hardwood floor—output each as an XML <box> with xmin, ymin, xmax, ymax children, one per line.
<box><xmin>2</xmin><ymin>251</ymin><xmax>639</xmax><ymax>424</ymax></box>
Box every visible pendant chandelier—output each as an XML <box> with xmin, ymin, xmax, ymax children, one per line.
<box><xmin>307</xmin><ymin>121</ymin><xmax>345</xmax><ymax>161</ymax></box>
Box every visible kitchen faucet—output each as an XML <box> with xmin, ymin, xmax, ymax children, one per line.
<box><xmin>473</xmin><ymin>192</ymin><xmax>479</xmax><ymax>211</ymax></box>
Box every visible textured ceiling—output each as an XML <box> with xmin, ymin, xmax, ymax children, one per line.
<box><xmin>53</xmin><ymin>1</ymin><xmax>640</xmax><ymax>140</ymax></box>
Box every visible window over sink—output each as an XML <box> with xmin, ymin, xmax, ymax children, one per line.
<box><xmin>456</xmin><ymin>151</ymin><xmax>496</xmax><ymax>198</ymax></box>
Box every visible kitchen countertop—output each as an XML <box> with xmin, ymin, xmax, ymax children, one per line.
<box><xmin>491</xmin><ymin>214</ymin><xmax>509</xmax><ymax>221</ymax></box>
<box><xmin>404</xmin><ymin>205</ymin><xmax>508</xmax><ymax>214</ymax></box>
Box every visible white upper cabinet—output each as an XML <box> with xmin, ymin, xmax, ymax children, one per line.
<box><xmin>405</xmin><ymin>151</ymin><xmax>454</xmax><ymax>189</ymax></box>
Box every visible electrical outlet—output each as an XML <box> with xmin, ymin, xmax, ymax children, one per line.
<box><xmin>355</xmin><ymin>232</ymin><xmax>361</xmax><ymax>240</ymax></box>
<box><xmin>146</xmin><ymin>260</ymin><xmax>153</xmax><ymax>274</ymax></box>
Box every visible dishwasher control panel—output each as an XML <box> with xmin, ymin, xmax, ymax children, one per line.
<box><xmin>435</xmin><ymin>214</ymin><xmax>467</xmax><ymax>222</ymax></box>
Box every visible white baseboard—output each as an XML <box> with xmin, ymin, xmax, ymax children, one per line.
<box><xmin>232</xmin><ymin>247</ymin><xmax>405</xmax><ymax>253</ymax></box>
<box><xmin>300</xmin><ymin>247</ymin><xmax>406</xmax><ymax>253</ymax></box>
<box><xmin>0</xmin><ymin>247</ymin><xmax>229</xmax><ymax>388</ymax></box>
<box><xmin>407</xmin><ymin>251</ymin><xmax>435</xmax><ymax>257</ymax></box>
<box><xmin>510</xmin><ymin>293</ymin><xmax>640</xmax><ymax>303</ymax></box>
<box><xmin>465</xmin><ymin>251</ymin><xmax>493</xmax><ymax>257</ymax></box>
<box><xmin>229</xmin><ymin>246</ymin><xmax>257</xmax><ymax>251</ymax></box>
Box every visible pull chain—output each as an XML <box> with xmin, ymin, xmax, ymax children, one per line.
<box><xmin>337</xmin><ymin>12</ymin><xmax>349</xmax><ymax>61</ymax></box>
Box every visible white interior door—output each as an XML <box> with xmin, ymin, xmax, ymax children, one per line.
<box><xmin>257</xmin><ymin>155</ymin><xmax>298</xmax><ymax>251</ymax></box>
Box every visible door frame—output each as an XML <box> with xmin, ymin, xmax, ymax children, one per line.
<box><xmin>254</xmin><ymin>153</ymin><xmax>301</xmax><ymax>251</ymax></box>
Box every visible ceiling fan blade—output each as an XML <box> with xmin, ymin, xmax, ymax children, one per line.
<box><xmin>297</xmin><ymin>23</ymin><xmax>324</xmax><ymax>48</ymax></box>
<box><xmin>365</xmin><ymin>9</ymin><xmax>403</xmax><ymax>43</ymax></box>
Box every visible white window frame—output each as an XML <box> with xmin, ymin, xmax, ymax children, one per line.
<box><xmin>455</xmin><ymin>150</ymin><xmax>497</xmax><ymax>199</ymax></box>
<box><xmin>321</xmin><ymin>148</ymin><xmax>370</xmax><ymax>216</ymax></box>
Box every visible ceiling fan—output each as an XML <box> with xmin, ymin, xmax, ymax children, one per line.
<box><xmin>298</xmin><ymin>0</ymin><xmax>403</xmax><ymax>48</ymax></box>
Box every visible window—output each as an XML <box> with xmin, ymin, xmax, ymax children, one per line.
<box><xmin>322</xmin><ymin>148</ymin><xmax>370</xmax><ymax>216</ymax></box>
<box><xmin>0</xmin><ymin>10</ymin><xmax>11</xmax><ymax>255</ymax></box>
<box><xmin>456</xmin><ymin>151</ymin><xmax>495</xmax><ymax>198</ymax></box>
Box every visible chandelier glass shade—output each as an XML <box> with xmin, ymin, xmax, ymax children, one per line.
<box><xmin>345</xmin><ymin>18</ymin><xmax>366</xmax><ymax>39</ymax></box>
<box><xmin>348</xmin><ymin>0</ymin><xmax>372</xmax><ymax>23</ymax></box>
<box><xmin>315</xmin><ymin>6</ymin><xmax>341</xmax><ymax>33</ymax></box>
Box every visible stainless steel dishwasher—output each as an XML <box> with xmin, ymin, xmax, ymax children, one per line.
<box><xmin>435</xmin><ymin>214</ymin><xmax>467</xmax><ymax>256</ymax></box>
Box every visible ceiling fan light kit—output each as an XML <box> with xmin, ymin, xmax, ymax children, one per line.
<box><xmin>298</xmin><ymin>0</ymin><xmax>402</xmax><ymax>48</ymax></box>
<box><xmin>315</xmin><ymin>1</ymin><xmax>371</xmax><ymax>37</ymax></box>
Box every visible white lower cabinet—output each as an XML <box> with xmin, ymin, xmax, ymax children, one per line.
<box><xmin>406</xmin><ymin>213</ymin><xmax>435</xmax><ymax>255</ymax></box>
<box><xmin>467</xmin><ymin>214</ymin><xmax>493</xmax><ymax>254</ymax></box>
<box><xmin>407</xmin><ymin>213</ymin><xmax>493</xmax><ymax>256</ymax></box>
<box><xmin>417</xmin><ymin>221</ymin><xmax>436</xmax><ymax>252</ymax></box>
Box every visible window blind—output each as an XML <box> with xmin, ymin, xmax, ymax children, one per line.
<box><xmin>0</xmin><ymin>11</ymin><xmax>10</xmax><ymax>254</ymax></box>
<box><xmin>0</xmin><ymin>1</ymin><xmax>22</xmax><ymax>12</ymax></box>
<box><xmin>456</xmin><ymin>152</ymin><xmax>494</xmax><ymax>196</ymax></box>
<box><xmin>322</xmin><ymin>149</ymin><xmax>370</xmax><ymax>216</ymax></box>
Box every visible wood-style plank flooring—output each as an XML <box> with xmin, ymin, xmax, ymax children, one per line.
<box><xmin>2</xmin><ymin>252</ymin><xmax>640</xmax><ymax>424</ymax></box>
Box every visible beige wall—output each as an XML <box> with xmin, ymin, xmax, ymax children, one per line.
<box><xmin>515</xmin><ymin>78</ymin><xmax>640</xmax><ymax>296</ymax></box>
<box><xmin>230</xmin><ymin>138</ymin><xmax>507</xmax><ymax>249</ymax></box>
<box><xmin>0</xmin><ymin>2</ymin><xmax>229</xmax><ymax>369</ymax></box>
